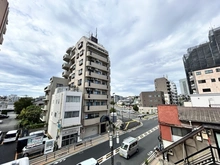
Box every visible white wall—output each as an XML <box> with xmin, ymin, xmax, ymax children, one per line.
<box><xmin>190</xmin><ymin>94</ymin><xmax>220</xmax><ymax>107</ymax></box>
<box><xmin>139</xmin><ymin>107</ymin><xmax>157</xmax><ymax>114</ymax></box>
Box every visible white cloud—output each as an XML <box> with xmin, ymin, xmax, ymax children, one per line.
<box><xmin>1</xmin><ymin>0</ymin><xmax>220</xmax><ymax>97</ymax></box>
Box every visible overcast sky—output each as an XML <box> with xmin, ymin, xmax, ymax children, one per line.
<box><xmin>1</xmin><ymin>0</ymin><xmax>220</xmax><ymax>97</ymax></box>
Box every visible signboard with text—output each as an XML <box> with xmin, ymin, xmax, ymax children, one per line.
<box><xmin>44</xmin><ymin>139</ymin><xmax>55</xmax><ymax>154</ymax></box>
<box><xmin>27</xmin><ymin>136</ymin><xmax>43</xmax><ymax>148</ymax></box>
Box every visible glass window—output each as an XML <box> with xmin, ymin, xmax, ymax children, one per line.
<box><xmin>211</xmin><ymin>78</ymin><xmax>216</xmax><ymax>82</ymax></box>
<box><xmin>198</xmin><ymin>80</ymin><xmax>206</xmax><ymax>84</ymax></box>
<box><xmin>205</xmin><ymin>70</ymin><xmax>213</xmax><ymax>74</ymax></box>
<box><xmin>203</xmin><ymin>88</ymin><xmax>211</xmax><ymax>92</ymax></box>
<box><xmin>196</xmin><ymin>72</ymin><xmax>201</xmax><ymax>75</ymax></box>
<box><xmin>172</xmin><ymin>127</ymin><xmax>191</xmax><ymax>136</ymax></box>
<box><xmin>66</xmin><ymin>96</ymin><xmax>80</xmax><ymax>102</ymax></box>
<box><xmin>64</xmin><ymin>111</ymin><xmax>79</xmax><ymax>118</ymax></box>
<box><xmin>216</xmin><ymin>68</ymin><xmax>220</xmax><ymax>72</ymax></box>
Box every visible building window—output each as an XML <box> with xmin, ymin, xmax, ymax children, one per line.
<box><xmin>54</xmin><ymin>112</ymin><xmax>57</xmax><ymax>117</ymax></box>
<box><xmin>211</xmin><ymin>78</ymin><xmax>216</xmax><ymax>82</ymax></box>
<box><xmin>64</xmin><ymin>111</ymin><xmax>79</xmax><ymax>118</ymax></box>
<box><xmin>84</xmin><ymin>113</ymin><xmax>99</xmax><ymax>119</ymax></box>
<box><xmin>148</xmin><ymin>95</ymin><xmax>152</xmax><ymax>97</ymax></box>
<box><xmin>79</xmin><ymin>59</ymin><xmax>83</xmax><ymax>66</ymax></box>
<box><xmin>62</xmin><ymin>133</ymin><xmax>78</xmax><ymax>147</ymax></box>
<box><xmin>205</xmin><ymin>70</ymin><xmax>213</xmax><ymax>74</ymax></box>
<box><xmin>66</xmin><ymin>96</ymin><xmax>80</xmax><ymax>102</ymax></box>
<box><xmin>171</xmin><ymin>127</ymin><xmax>191</xmax><ymax>136</ymax></box>
<box><xmin>203</xmin><ymin>88</ymin><xmax>211</xmax><ymax>92</ymax></box>
<box><xmin>56</xmin><ymin>83</ymin><xmax>63</xmax><ymax>87</ymax></box>
<box><xmin>216</xmin><ymin>68</ymin><xmax>220</xmax><ymax>72</ymax></box>
<box><xmin>78</xmin><ymin>69</ymin><xmax>82</xmax><ymax>75</ymax></box>
<box><xmin>219</xmin><ymin>78</ymin><xmax>220</xmax><ymax>81</ymax></box>
<box><xmin>196</xmin><ymin>71</ymin><xmax>201</xmax><ymax>75</ymax></box>
<box><xmin>78</xmin><ymin>79</ymin><xmax>82</xmax><ymax>86</ymax></box>
<box><xmin>198</xmin><ymin>80</ymin><xmax>206</xmax><ymax>84</ymax></box>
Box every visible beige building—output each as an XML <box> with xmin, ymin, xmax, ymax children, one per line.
<box><xmin>62</xmin><ymin>35</ymin><xmax>111</xmax><ymax>138</ymax></box>
<box><xmin>191</xmin><ymin>66</ymin><xmax>220</xmax><ymax>94</ymax></box>
<box><xmin>41</xmin><ymin>77</ymin><xmax>69</xmax><ymax>123</ymax></box>
<box><xmin>0</xmin><ymin>0</ymin><xmax>9</xmax><ymax>45</ymax></box>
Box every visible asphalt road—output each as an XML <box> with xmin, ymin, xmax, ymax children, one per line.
<box><xmin>0</xmin><ymin>142</ymin><xmax>17</xmax><ymax>164</ymax></box>
<box><xmin>52</xmin><ymin>118</ymin><xmax>159</xmax><ymax>165</ymax></box>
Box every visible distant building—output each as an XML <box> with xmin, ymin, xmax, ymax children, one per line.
<box><xmin>179</xmin><ymin>78</ymin><xmax>189</xmax><ymax>95</ymax></box>
<box><xmin>48</xmin><ymin>87</ymin><xmax>82</xmax><ymax>148</ymax></box>
<box><xmin>0</xmin><ymin>0</ymin><xmax>9</xmax><ymax>45</ymax></box>
<box><xmin>183</xmin><ymin>27</ymin><xmax>220</xmax><ymax>94</ymax></box>
<box><xmin>155</xmin><ymin>77</ymin><xmax>177</xmax><ymax>104</ymax></box>
<box><xmin>42</xmin><ymin>76</ymin><xmax>69</xmax><ymax>123</ymax></box>
<box><xmin>190</xmin><ymin>66</ymin><xmax>220</xmax><ymax>94</ymax></box>
<box><xmin>190</xmin><ymin>93</ymin><xmax>220</xmax><ymax>107</ymax></box>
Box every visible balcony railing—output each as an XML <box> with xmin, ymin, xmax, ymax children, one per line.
<box><xmin>84</xmin><ymin>105</ymin><xmax>108</xmax><ymax>112</ymax></box>
<box><xmin>62</xmin><ymin>63</ymin><xmax>70</xmax><ymax>70</ymax></box>
<box><xmin>62</xmin><ymin>71</ymin><xmax>70</xmax><ymax>78</ymax></box>
<box><xmin>175</xmin><ymin>146</ymin><xmax>220</xmax><ymax>165</ymax></box>
<box><xmin>63</xmin><ymin>54</ymin><xmax>71</xmax><ymax>62</ymax></box>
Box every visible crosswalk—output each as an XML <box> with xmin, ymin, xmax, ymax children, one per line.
<box><xmin>97</xmin><ymin>125</ymin><xmax>159</xmax><ymax>164</ymax></box>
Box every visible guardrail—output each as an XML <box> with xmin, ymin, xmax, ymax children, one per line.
<box><xmin>29</xmin><ymin>138</ymin><xmax>93</xmax><ymax>165</ymax></box>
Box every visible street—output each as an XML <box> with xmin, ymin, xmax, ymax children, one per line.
<box><xmin>48</xmin><ymin>118</ymin><xmax>159</xmax><ymax>165</ymax></box>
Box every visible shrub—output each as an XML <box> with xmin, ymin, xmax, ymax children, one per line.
<box><xmin>145</xmin><ymin>159</ymin><xmax>149</xmax><ymax>165</ymax></box>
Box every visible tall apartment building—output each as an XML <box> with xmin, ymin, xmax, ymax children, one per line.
<box><xmin>41</xmin><ymin>77</ymin><xmax>69</xmax><ymax>123</ymax></box>
<box><xmin>170</xmin><ymin>82</ymin><xmax>178</xmax><ymax>104</ymax></box>
<box><xmin>183</xmin><ymin>27</ymin><xmax>220</xmax><ymax>94</ymax></box>
<box><xmin>48</xmin><ymin>87</ymin><xmax>82</xmax><ymax>148</ymax></box>
<box><xmin>62</xmin><ymin>35</ymin><xmax>110</xmax><ymax>138</ymax></box>
<box><xmin>154</xmin><ymin>77</ymin><xmax>172</xmax><ymax>104</ymax></box>
<box><xmin>179</xmin><ymin>78</ymin><xmax>189</xmax><ymax>95</ymax></box>
<box><xmin>0</xmin><ymin>0</ymin><xmax>9</xmax><ymax>45</ymax></box>
<box><xmin>190</xmin><ymin>66</ymin><xmax>220</xmax><ymax>94</ymax></box>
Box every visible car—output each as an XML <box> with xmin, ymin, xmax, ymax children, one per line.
<box><xmin>0</xmin><ymin>120</ymin><xmax>3</xmax><ymax>124</ymax></box>
<box><xmin>0</xmin><ymin>114</ymin><xmax>9</xmax><ymax>119</ymax></box>
<box><xmin>3</xmin><ymin>130</ymin><xmax>19</xmax><ymax>143</ymax></box>
<box><xmin>22</xmin><ymin>143</ymin><xmax>45</xmax><ymax>157</ymax></box>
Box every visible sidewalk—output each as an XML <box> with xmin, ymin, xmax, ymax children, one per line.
<box><xmin>30</xmin><ymin>119</ymin><xmax>141</xmax><ymax>165</ymax></box>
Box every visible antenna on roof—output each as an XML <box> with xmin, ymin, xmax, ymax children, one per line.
<box><xmin>95</xmin><ymin>28</ymin><xmax>97</xmax><ymax>38</ymax></box>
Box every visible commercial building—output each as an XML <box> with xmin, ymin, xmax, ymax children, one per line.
<box><xmin>183</xmin><ymin>27</ymin><xmax>220</xmax><ymax>94</ymax></box>
<box><xmin>42</xmin><ymin>77</ymin><xmax>69</xmax><ymax>123</ymax></box>
<box><xmin>0</xmin><ymin>0</ymin><xmax>9</xmax><ymax>45</ymax></box>
<box><xmin>61</xmin><ymin>35</ymin><xmax>110</xmax><ymax>138</ymax></box>
<box><xmin>179</xmin><ymin>78</ymin><xmax>189</xmax><ymax>95</ymax></box>
<box><xmin>155</xmin><ymin>77</ymin><xmax>177</xmax><ymax>104</ymax></box>
<box><xmin>139</xmin><ymin>91</ymin><xmax>165</xmax><ymax>114</ymax></box>
<box><xmin>48</xmin><ymin>87</ymin><xmax>82</xmax><ymax>148</ymax></box>
<box><xmin>189</xmin><ymin>66</ymin><xmax>220</xmax><ymax>94</ymax></box>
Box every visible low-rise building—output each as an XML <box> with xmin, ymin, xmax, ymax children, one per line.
<box><xmin>158</xmin><ymin>105</ymin><xmax>220</xmax><ymax>164</ymax></box>
<box><xmin>48</xmin><ymin>87</ymin><xmax>82</xmax><ymax>149</ymax></box>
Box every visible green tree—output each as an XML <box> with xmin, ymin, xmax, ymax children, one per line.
<box><xmin>14</xmin><ymin>97</ymin><xmax>33</xmax><ymax>114</ymax></box>
<box><xmin>133</xmin><ymin>104</ymin><xmax>139</xmax><ymax>111</ymax></box>
<box><xmin>110</xmin><ymin>107</ymin><xmax>116</xmax><ymax>113</ymax></box>
<box><xmin>18</xmin><ymin>105</ymin><xmax>42</xmax><ymax>127</ymax></box>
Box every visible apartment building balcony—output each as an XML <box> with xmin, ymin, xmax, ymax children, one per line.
<box><xmin>44</xmin><ymin>95</ymin><xmax>49</xmax><ymax>101</ymax></box>
<box><xmin>86</xmin><ymin>61</ymin><xmax>108</xmax><ymax>72</ymax></box>
<box><xmin>42</xmin><ymin>105</ymin><xmax>48</xmax><ymax>111</ymax></box>
<box><xmin>85</xmin><ymin>71</ymin><xmax>108</xmax><ymax>81</ymax></box>
<box><xmin>44</xmin><ymin>85</ymin><xmax>50</xmax><ymax>92</ymax></box>
<box><xmin>87</xmin><ymin>51</ymin><xmax>108</xmax><ymax>63</ymax></box>
<box><xmin>0</xmin><ymin>35</ymin><xmax>3</xmax><ymax>45</ymax></box>
<box><xmin>63</xmin><ymin>53</ymin><xmax>71</xmax><ymax>62</ymax></box>
<box><xmin>62</xmin><ymin>71</ymin><xmax>70</xmax><ymax>78</ymax></box>
<box><xmin>66</xmin><ymin>47</ymin><xmax>72</xmax><ymax>54</ymax></box>
<box><xmin>83</xmin><ymin>118</ymin><xmax>100</xmax><ymax>126</ymax></box>
<box><xmin>84</xmin><ymin>105</ymin><xmax>108</xmax><ymax>112</ymax></box>
<box><xmin>87</xmin><ymin>43</ymin><xmax>108</xmax><ymax>55</ymax></box>
<box><xmin>85</xmin><ymin>82</ymin><xmax>108</xmax><ymax>90</ymax></box>
<box><xmin>62</xmin><ymin>63</ymin><xmax>70</xmax><ymax>70</ymax></box>
<box><xmin>40</xmin><ymin>115</ymin><xmax>46</xmax><ymax>122</ymax></box>
<box><xmin>84</xmin><ymin>94</ymin><xmax>108</xmax><ymax>100</ymax></box>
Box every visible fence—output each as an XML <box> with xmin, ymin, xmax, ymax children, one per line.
<box><xmin>25</xmin><ymin>138</ymin><xmax>94</xmax><ymax>165</ymax></box>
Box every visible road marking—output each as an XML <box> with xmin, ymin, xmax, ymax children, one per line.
<box><xmin>97</xmin><ymin>125</ymin><xmax>159</xmax><ymax>164</ymax></box>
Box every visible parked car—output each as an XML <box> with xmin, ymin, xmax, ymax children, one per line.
<box><xmin>3</xmin><ymin>130</ymin><xmax>19</xmax><ymax>143</ymax></box>
<box><xmin>22</xmin><ymin>143</ymin><xmax>45</xmax><ymax>157</ymax></box>
<box><xmin>0</xmin><ymin>114</ymin><xmax>9</xmax><ymax>119</ymax></box>
<box><xmin>0</xmin><ymin>120</ymin><xmax>3</xmax><ymax>124</ymax></box>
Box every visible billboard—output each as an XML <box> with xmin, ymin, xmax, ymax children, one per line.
<box><xmin>44</xmin><ymin>139</ymin><xmax>55</xmax><ymax>154</ymax></box>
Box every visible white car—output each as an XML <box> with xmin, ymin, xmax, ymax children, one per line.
<box><xmin>0</xmin><ymin>120</ymin><xmax>3</xmax><ymax>124</ymax></box>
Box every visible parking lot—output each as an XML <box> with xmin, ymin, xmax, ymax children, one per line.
<box><xmin>0</xmin><ymin>112</ymin><xmax>19</xmax><ymax>164</ymax></box>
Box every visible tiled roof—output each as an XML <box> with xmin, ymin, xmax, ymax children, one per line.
<box><xmin>178</xmin><ymin>106</ymin><xmax>220</xmax><ymax>124</ymax></box>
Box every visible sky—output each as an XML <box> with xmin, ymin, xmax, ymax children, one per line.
<box><xmin>1</xmin><ymin>0</ymin><xmax>220</xmax><ymax>98</ymax></box>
